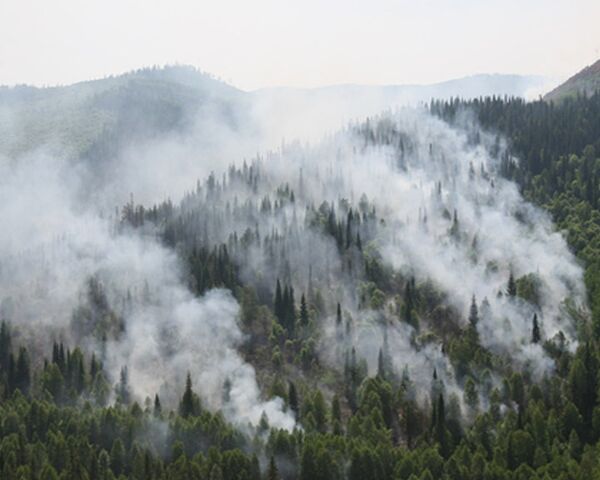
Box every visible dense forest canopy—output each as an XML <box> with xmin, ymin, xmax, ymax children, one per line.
<box><xmin>1</xmin><ymin>74</ymin><xmax>600</xmax><ymax>479</ymax></box>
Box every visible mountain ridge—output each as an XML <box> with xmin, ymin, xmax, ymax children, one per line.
<box><xmin>544</xmin><ymin>58</ymin><xmax>600</xmax><ymax>102</ymax></box>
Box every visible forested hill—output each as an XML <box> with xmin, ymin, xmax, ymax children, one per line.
<box><xmin>3</xmin><ymin>76</ymin><xmax>600</xmax><ymax>479</ymax></box>
<box><xmin>0</xmin><ymin>66</ymin><xmax>248</xmax><ymax>160</ymax></box>
<box><xmin>431</xmin><ymin>93</ymin><xmax>600</xmax><ymax>320</ymax></box>
<box><xmin>0</xmin><ymin>66</ymin><xmax>546</xmax><ymax>162</ymax></box>
<box><xmin>544</xmin><ymin>58</ymin><xmax>600</xmax><ymax>103</ymax></box>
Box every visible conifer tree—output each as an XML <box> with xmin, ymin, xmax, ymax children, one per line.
<box><xmin>15</xmin><ymin>346</ymin><xmax>30</xmax><ymax>395</ymax></box>
<box><xmin>346</xmin><ymin>210</ymin><xmax>353</xmax><ymax>249</ymax></box>
<box><xmin>116</xmin><ymin>366</ymin><xmax>130</xmax><ymax>405</ymax></box>
<box><xmin>532</xmin><ymin>313</ymin><xmax>541</xmax><ymax>343</ymax></box>
<box><xmin>287</xmin><ymin>286</ymin><xmax>296</xmax><ymax>335</ymax></box>
<box><xmin>179</xmin><ymin>372</ymin><xmax>199</xmax><ymax>418</ymax></box>
<box><xmin>0</xmin><ymin>321</ymin><xmax>11</xmax><ymax>373</ymax></box>
<box><xmin>90</xmin><ymin>353</ymin><xmax>99</xmax><ymax>379</ymax></box>
<box><xmin>300</xmin><ymin>294</ymin><xmax>309</xmax><ymax>328</ymax></box>
<box><xmin>288</xmin><ymin>381</ymin><xmax>299</xmax><ymax>419</ymax></box>
<box><xmin>507</xmin><ymin>271</ymin><xmax>517</xmax><ymax>297</ymax></box>
<box><xmin>402</xmin><ymin>280</ymin><xmax>416</xmax><ymax>328</ymax></box>
<box><xmin>468</xmin><ymin>295</ymin><xmax>479</xmax><ymax>327</ymax></box>
<box><xmin>153</xmin><ymin>394</ymin><xmax>162</xmax><ymax>417</ymax></box>
<box><xmin>435</xmin><ymin>393</ymin><xmax>448</xmax><ymax>457</ymax></box>
<box><xmin>267</xmin><ymin>456</ymin><xmax>279</xmax><ymax>480</ymax></box>
<box><xmin>274</xmin><ymin>279</ymin><xmax>283</xmax><ymax>323</ymax></box>
<box><xmin>356</xmin><ymin>232</ymin><xmax>362</xmax><ymax>251</ymax></box>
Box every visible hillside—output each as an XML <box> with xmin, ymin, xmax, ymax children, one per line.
<box><xmin>0</xmin><ymin>67</ymin><xmax>547</xmax><ymax>162</ymax></box>
<box><xmin>0</xmin><ymin>66</ymin><xmax>247</xmax><ymax>160</ymax></box>
<box><xmin>544</xmin><ymin>58</ymin><xmax>600</xmax><ymax>102</ymax></box>
<box><xmin>3</xmin><ymin>68</ymin><xmax>600</xmax><ymax>479</ymax></box>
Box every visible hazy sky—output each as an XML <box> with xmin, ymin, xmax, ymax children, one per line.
<box><xmin>1</xmin><ymin>0</ymin><xmax>599</xmax><ymax>90</ymax></box>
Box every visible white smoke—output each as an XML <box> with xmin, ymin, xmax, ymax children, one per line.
<box><xmin>0</xmin><ymin>91</ymin><xmax>586</xmax><ymax>427</ymax></box>
<box><xmin>0</xmin><ymin>150</ymin><xmax>295</xmax><ymax>430</ymax></box>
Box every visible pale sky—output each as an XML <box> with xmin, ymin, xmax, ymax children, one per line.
<box><xmin>1</xmin><ymin>0</ymin><xmax>599</xmax><ymax>90</ymax></box>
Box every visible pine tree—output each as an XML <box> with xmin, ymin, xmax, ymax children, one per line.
<box><xmin>464</xmin><ymin>377</ymin><xmax>479</xmax><ymax>411</ymax></box>
<box><xmin>377</xmin><ymin>348</ymin><xmax>386</xmax><ymax>379</ymax></box>
<box><xmin>52</xmin><ymin>342</ymin><xmax>60</xmax><ymax>367</ymax></box>
<box><xmin>75</xmin><ymin>354</ymin><xmax>85</xmax><ymax>393</ymax></box>
<box><xmin>110</xmin><ymin>439</ymin><xmax>125</xmax><ymax>476</ymax></box>
<box><xmin>117</xmin><ymin>366</ymin><xmax>130</xmax><ymax>405</ymax></box>
<box><xmin>15</xmin><ymin>347</ymin><xmax>30</xmax><ymax>395</ymax></box>
<box><xmin>90</xmin><ymin>353</ymin><xmax>99</xmax><ymax>379</ymax></box>
<box><xmin>336</xmin><ymin>302</ymin><xmax>342</xmax><ymax>327</ymax></box>
<box><xmin>274</xmin><ymin>279</ymin><xmax>283</xmax><ymax>323</ymax></box>
<box><xmin>346</xmin><ymin>210</ymin><xmax>353</xmax><ymax>249</ymax></box>
<box><xmin>468</xmin><ymin>295</ymin><xmax>479</xmax><ymax>327</ymax></box>
<box><xmin>435</xmin><ymin>393</ymin><xmax>448</xmax><ymax>457</ymax></box>
<box><xmin>282</xmin><ymin>285</ymin><xmax>290</xmax><ymax>327</ymax></box>
<box><xmin>507</xmin><ymin>271</ymin><xmax>517</xmax><ymax>297</ymax></box>
<box><xmin>450</xmin><ymin>209</ymin><xmax>459</xmax><ymax>238</ymax></box>
<box><xmin>356</xmin><ymin>232</ymin><xmax>362</xmax><ymax>251</ymax></box>
<box><xmin>258</xmin><ymin>411</ymin><xmax>270</xmax><ymax>433</ymax></box>
<box><xmin>153</xmin><ymin>394</ymin><xmax>162</xmax><ymax>417</ymax></box>
<box><xmin>58</xmin><ymin>343</ymin><xmax>66</xmax><ymax>373</ymax></box>
<box><xmin>531</xmin><ymin>313</ymin><xmax>541</xmax><ymax>343</ymax></box>
<box><xmin>287</xmin><ymin>286</ymin><xmax>296</xmax><ymax>335</ymax></box>
<box><xmin>430</xmin><ymin>368</ymin><xmax>445</xmax><ymax>421</ymax></box>
<box><xmin>267</xmin><ymin>456</ymin><xmax>279</xmax><ymax>480</ymax></box>
<box><xmin>288</xmin><ymin>381</ymin><xmax>299</xmax><ymax>419</ymax></box>
<box><xmin>300</xmin><ymin>294</ymin><xmax>309</xmax><ymax>328</ymax></box>
<box><xmin>402</xmin><ymin>280</ymin><xmax>416</xmax><ymax>328</ymax></box>
<box><xmin>179</xmin><ymin>372</ymin><xmax>199</xmax><ymax>418</ymax></box>
<box><xmin>0</xmin><ymin>321</ymin><xmax>11</xmax><ymax>372</ymax></box>
<box><xmin>331</xmin><ymin>394</ymin><xmax>341</xmax><ymax>423</ymax></box>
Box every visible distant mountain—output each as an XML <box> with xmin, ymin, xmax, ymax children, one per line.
<box><xmin>252</xmin><ymin>74</ymin><xmax>549</xmax><ymax>141</ymax></box>
<box><xmin>544</xmin><ymin>58</ymin><xmax>600</xmax><ymax>102</ymax></box>
<box><xmin>0</xmin><ymin>66</ymin><xmax>549</xmax><ymax>163</ymax></box>
<box><xmin>256</xmin><ymin>73</ymin><xmax>547</xmax><ymax>103</ymax></box>
<box><xmin>0</xmin><ymin>66</ymin><xmax>248</xmax><ymax>160</ymax></box>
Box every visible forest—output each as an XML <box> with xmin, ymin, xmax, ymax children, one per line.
<box><xmin>1</xmin><ymin>89</ymin><xmax>600</xmax><ymax>480</ymax></box>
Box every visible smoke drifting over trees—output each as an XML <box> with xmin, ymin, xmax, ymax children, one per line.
<box><xmin>0</xmin><ymin>94</ymin><xmax>585</xmax><ymax>422</ymax></box>
<box><xmin>2</xmin><ymin>67</ymin><xmax>600</xmax><ymax>479</ymax></box>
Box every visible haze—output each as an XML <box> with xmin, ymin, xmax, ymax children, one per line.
<box><xmin>1</xmin><ymin>0</ymin><xmax>599</xmax><ymax>89</ymax></box>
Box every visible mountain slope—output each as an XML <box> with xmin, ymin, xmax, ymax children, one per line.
<box><xmin>0</xmin><ymin>66</ymin><xmax>247</xmax><ymax>159</ymax></box>
<box><xmin>0</xmin><ymin>67</ymin><xmax>547</xmax><ymax>161</ymax></box>
<box><xmin>544</xmin><ymin>58</ymin><xmax>600</xmax><ymax>102</ymax></box>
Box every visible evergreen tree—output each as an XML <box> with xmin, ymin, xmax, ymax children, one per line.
<box><xmin>468</xmin><ymin>295</ymin><xmax>479</xmax><ymax>327</ymax></box>
<box><xmin>154</xmin><ymin>394</ymin><xmax>162</xmax><ymax>417</ymax></box>
<box><xmin>435</xmin><ymin>393</ymin><xmax>448</xmax><ymax>457</ymax></box>
<box><xmin>274</xmin><ymin>279</ymin><xmax>283</xmax><ymax>324</ymax></box>
<box><xmin>464</xmin><ymin>377</ymin><xmax>479</xmax><ymax>411</ymax></box>
<box><xmin>0</xmin><ymin>321</ymin><xmax>12</xmax><ymax>372</ymax></box>
<box><xmin>299</xmin><ymin>294</ymin><xmax>309</xmax><ymax>328</ymax></box>
<box><xmin>266</xmin><ymin>456</ymin><xmax>279</xmax><ymax>480</ymax></box>
<box><xmin>356</xmin><ymin>232</ymin><xmax>362</xmax><ymax>251</ymax></box>
<box><xmin>402</xmin><ymin>280</ymin><xmax>415</xmax><ymax>327</ymax></box>
<box><xmin>507</xmin><ymin>271</ymin><xmax>517</xmax><ymax>297</ymax></box>
<box><xmin>116</xmin><ymin>366</ymin><xmax>130</xmax><ymax>405</ymax></box>
<box><xmin>346</xmin><ymin>210</ymin><xmax>353</xmax><ymax>249</ymax></box>
<box><xmin>287</xmin><ymin>286</ymin><xmax>296</xmax><ymax>335</ymax></box>
<box><xmin>288</xmin><ymin>381</ymin><xmax>299</xmax><ymax>419</ymax></box>
<box><xmin>179</xmin><ymin>372</ymin><xmax>199</xmax><ymax>418</ymax></box>
<box><xmin>450</xmin><ymin>209</ymin><xmax>459</xmax><ymax>238</ymax></box>
<box><xmin>532</xmin><ymin>313</ymin><xmax>541</xmax><ymax>343</ymax></box>
<box><xmin>377</xmin><ymin>348</ymin><xmax>386</xmax><ymax>379</ymax></box>
<box><xmin>15</xmin><ymin>346</ymin><xmax>30</xmax><ymax>395</ymax></box>
<box><xmin>90</xmin><ymin>353</ymin><xmax>99</xmax><ymax>379</ymax></box>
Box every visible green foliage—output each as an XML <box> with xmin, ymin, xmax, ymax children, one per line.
<box><xmin>4</xmin><ymin>89</ymin><xmax>600</xmax><ymax>478</ymax></box>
